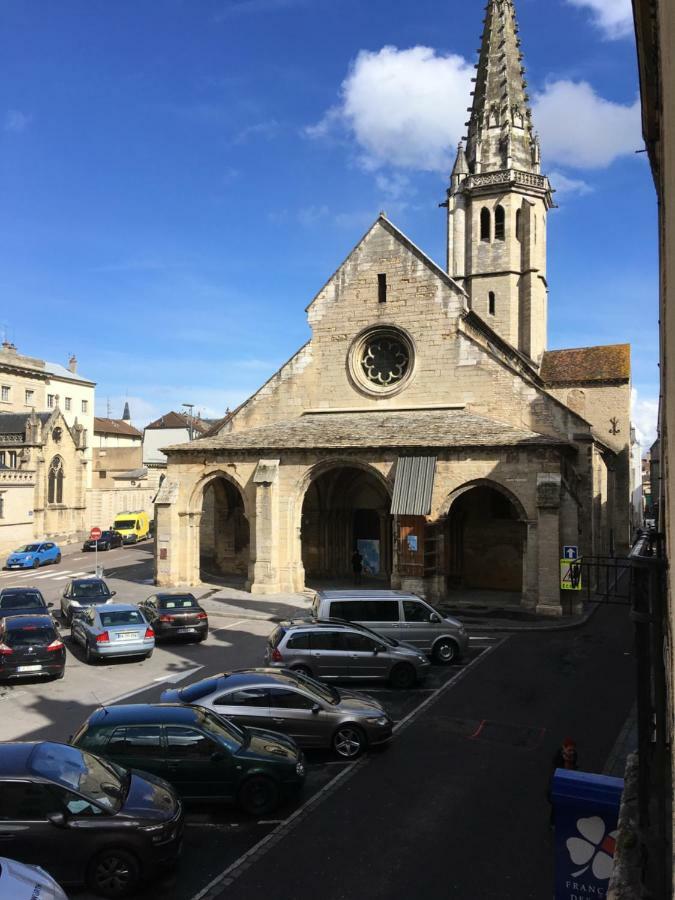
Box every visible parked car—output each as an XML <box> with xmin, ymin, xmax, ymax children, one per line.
<box><xmin>0</xmin><ymin>616</ymin><xmax>65</xmax><ymax>681</ymax></box>
<box><xmin>112</xmin><ymin>511</ymin><xmax>150</xmax><ymax>544</ymax></box>
<box><xmin>161</xmin><ymin>668</ymin><xmax>393</xmax><ymax>759</ymax></box>
<box><xmin>71</xmin><ymin>703</ymin><xmax>306</xmax><ymax>815</ymax></box>
<box><xmin>60</xmin><ymin>578</ymin><xmax>116</xmax><ymax>626</ymax></box>
<box><xmin>0</xmin><ymin>741</ymin><xmax>183</xmax><ymax>898</ymax></box>
<box><xmin>0</xmin><ymin>588</ymin><xmax>55</xmax><ymax>622</ymax></box>
<box><xmin>137</xmin><ymin>593</ymin><xmax>208</xmax><ymax>642</ymax></box>
<box><xmin>264</xmin><ymin>618</ymin><xmax>430</xmax><ymax>688</ymax></box>
<box><xmin>70</xmin><ymin>603</ymin><xmax>154</xmax><ymax>664</ymax></box>
<box><xmin>4</xmin><ymin>542</ymin><xmax>61</xmax><ymax>570</ymax></box>
<box><xmin>0</xmin><ymin>856</ymin><xmax>68</xmax><ymax>900</ymax></box>
<box><xmin>311</xmin><ymin>590</ymin><xmax>469</xmax><ymax>663</ymax></box>
<box><xmin>82</xmin><ymin>530</ymin><xmax>123</xmax><ymax>552</ymax></box>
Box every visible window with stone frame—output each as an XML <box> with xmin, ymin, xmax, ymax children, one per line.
<box><xmin>65</xmin><ymin>397</ymin><xmax>71</xmax><ymax>411</ymax></box>
<box><xmin>1</xmin><ymin>386</ymin><xmax>9</xmax><ymax>402</ymax></box>
<box><xmin>480</xmin><ymin>207</ymin><xmax>491</xmax><ymax>241</ymax></box>
<box><xmin>25</xmin><ymin>389</ymin><xmax>34</xmax><ymax>405</ymax></box>
<box><xmin>48</xmin><ymin>456</ymin><xmax>64</xmax><ymax>504</ymax></box>
<box><xmin>47</xmin><ymin>394</ymin><xmax>55</xmax><ymax>408</ymax></box>
<box><xmin>495</xmin><ymin>205</ymin><xmax>506</xmax><ymax>241</ymax></box>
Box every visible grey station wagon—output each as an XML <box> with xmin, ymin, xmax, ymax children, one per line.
<box><xmin>311</xmin><ymin>590</ymin><xmax>469</xmax><ymax>663</ymax></box>
<box><xmin>264</xmin><ymin>619</ymin><xmax>431</xmax><ymax>689</ymax></box>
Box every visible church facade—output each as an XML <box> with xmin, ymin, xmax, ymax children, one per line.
<box><xmin>155</xmin><ymin>0</ymin><xmax>631</xmax><ymax>616</ymax></box>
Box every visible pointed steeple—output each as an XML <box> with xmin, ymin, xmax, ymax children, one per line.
<box><xmin>122</xmin><ymin>401</ymin><xmax>131</xmax><ymax>421</ymax></box>
<box><xmin>450</xmin><ymin>142</ymin><xmax>469</xmax><ymax>193</ymax></box>
<box><xmin>465</xmin><ymin>0</ymin><xmax>538</xmax><ymax>174</ymax></box>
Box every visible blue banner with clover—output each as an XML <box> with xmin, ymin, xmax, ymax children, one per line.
<box><xmin>551</xmin><ymin>770</ymin><xmax>624</xmax><ymax>899</ymax></box>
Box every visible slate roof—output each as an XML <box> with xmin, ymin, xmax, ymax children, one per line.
<box><xmin>165</xmin><ymin>410</ymin><xmax>568</xmax><ymax>453</ymax></box>
<box><xmin>145</xmin><ymin>411</ymin><xmax>209</xmax><ymax>434</ymax></box>
<box><xmin>541</xmin><ymin>344</ymin><xmax>631</xmax><ymax>385</ymax></box>
<box><xmin>0</xmin><ymin>412</ymin><xmax>51</xmax><ymax>436</ymax></box>
<box><xmin>94</xmin><ymin>417</ymin><xmax>142</xmax><ymax>438</ymax></box>
<box><xmin>43</xmin><ymin>360</ymin><xmax>95</xmax><ymax>385</ymax></box>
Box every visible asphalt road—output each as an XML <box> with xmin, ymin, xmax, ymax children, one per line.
<box><xmin>0</xmin><ymin>544</ymin><xmax>636</xmax><ymax>900</ymax></box>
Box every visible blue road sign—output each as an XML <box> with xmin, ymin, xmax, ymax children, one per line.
<box><xmin>563</xmin><ymin>546</ymin><xmax>579</xmax><ymax>560</ymax></box>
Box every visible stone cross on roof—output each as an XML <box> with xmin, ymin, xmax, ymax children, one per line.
<box><xmin>465</xmin><ymin>0</ymin><xmax>540</xmax><ymax>175</ymax></box>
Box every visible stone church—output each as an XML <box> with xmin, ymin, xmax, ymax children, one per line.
<box><xmin>155</xmin><ymin>0</ymin><xmax>631</xmax><ymax>616</ymax></box>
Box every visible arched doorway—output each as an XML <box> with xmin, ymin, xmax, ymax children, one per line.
<box><xmin>199</xmin><ymin>477</ymin><xmax>250</xmax><ymax>584</ymax></box>
<box><xmin>445</xmin><ymin>483</ymin><xmax>526</xmax><ymax>594</ymax></box>
<box><xmin>301</xmin><ymin>466</ymin><xmax>392</xmax><ymax>585</ymax></box>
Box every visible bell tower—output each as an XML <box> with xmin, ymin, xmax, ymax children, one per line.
<box><xmin>446</xmin><ymin>0</ymin><xmax>554</xmax><ymax>366</ymax></box>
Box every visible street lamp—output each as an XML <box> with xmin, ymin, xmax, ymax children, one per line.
<box><xmin>182</xmin><ymin>403</ymin><xmax>195</xmax><ymax>441</ymax></box>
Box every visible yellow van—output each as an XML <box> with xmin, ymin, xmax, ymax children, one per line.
<box><xmin>113</xmin><ymin>511</ymin><xmax>150</xmax><ymax>544</ymax></box>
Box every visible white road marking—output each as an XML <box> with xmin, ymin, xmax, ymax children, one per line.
<box><xmin>189</xmin><ymin>638</ymin><xmax>508</xmax><ymax>900</ymax></box>
<box><xmin>153</xmin><ymin>666</ymin><xmax>204</xmax><ymax>685</ymax></box>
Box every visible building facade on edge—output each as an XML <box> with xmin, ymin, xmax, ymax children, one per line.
<box><xmin>155</xmin><ymin>0</ymin><xmax>632</xmax><ymax>617</ymax></box>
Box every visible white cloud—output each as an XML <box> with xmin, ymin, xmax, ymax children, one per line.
<box><xmin>4</xmin><ymin>110</ymin><xmax>32</xmax><ymax>133</ymax></box>
<box><xmin>631</xmin><ymin>388</ymin><xmax>659</xmax><ymax>448</ymax></box>
<box><xmin>306</xmin><ymin>46</ymin><xmax>473</xmax><ymax>172</ymax></box>
<box><xmin>534</xmin><ymin>80</ymin><xmax>641</xmax><ymax>169</ymax></box>
<box><xmin>565</xmin><ymin>0</ymin><xmax>633</xmax><ymax>39</ymax></box>
<box><xmin>549</xmin><ymin>170</ymin><xmax>593</xmax><ymax>197</ymax></box>
<box><xmin>307</xmin><ymin>46</ymin><xmax>640</xmax><ymax>177</ymax></box>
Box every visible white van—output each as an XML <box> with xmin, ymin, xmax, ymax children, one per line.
<box><xmin>312</xmin><ymin>590</ymin><xmax>468</xmax><ymax>663</ymax></box>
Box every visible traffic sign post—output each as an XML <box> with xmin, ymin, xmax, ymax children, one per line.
<box><xmin>90</xmin><ymin>527</ymin><xmax>102</xmax><ymax>577</ymax></box>
<box><xmin>563</xmin><ymin>546</ymin><xmax>579</xmax><ymax>560</ymax></box>
<box><xmin>560</xmin><ymin>559</ymin><xmax>583</xmax><ymax>591</ymax></box>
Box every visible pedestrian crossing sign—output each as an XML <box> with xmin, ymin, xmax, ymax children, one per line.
<box><xmin>560</xmin><ymin>559</ymin><xmax>583</xmax><ymax>591</ymax></box>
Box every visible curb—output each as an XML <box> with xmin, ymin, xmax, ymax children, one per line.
<box><xmin>452</xmin><ymin>600</ymin><xmax>602</xmax><ymax>633</ymax></box>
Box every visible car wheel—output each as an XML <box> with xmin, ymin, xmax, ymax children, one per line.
<box><xmin>32</xmin><ymin>558</ymin><xmax>39</xmax><ymax>569</ymax></box>
<box><xmin>85</xmin><ymin>643</ymin><xmax>98</xmax><ymax>665</ymax></box>
<box><xmin>332</xmin><ymin>724</ymin><xmax>366</xmax><ymax>759</ymax></box>
<box><xmin>292</xmin><ymin>664</ymin><xmax>313</xmax><ymax>678</ymax></box>
<box><xmin>54</xmin><ymin>553</ymin><xmax>61</xmax><ymax>564</ymax></box>
<box><xmin>238</xmin><ymin>775</ymin><xmax>280</xmax><ymax>816</ymax></box>
<box><xmin>433</xmin><ymin>638</ymin><xmax>458</xmax><ymax>665</ymax></box>
<box><xmin>389</xmin><ymin>663</ymin><xmax>416</xmax><ymax>690</ymax></box>
<box><xmin>86</xmin><ymin>847</ymin><xmax>140</xmax><ymax>899</ymax></box>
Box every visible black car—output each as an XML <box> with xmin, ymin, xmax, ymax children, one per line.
<box><xmin>0</xmin><ymin>615</ymin><xmax>65</xmax><ymax>681</ymax></box>
<box><xmin>138</xmin><ymin>593</ymin><xmax>208</xmax><ymax>642</ymax></box>
<box><xmin>82</xmin><ymin>530</ymin><xmax>123</xmax><ymax>552</ymax></box>
<box><xmin>71</xmin><ymin>703</ymin><xmax>306</xmax><ymax>815</ymax></box>
<box><xmin>60</xmin><ymin>578</ymin><xmax>116</xmax><ymax>625</ymax></box>
<box><xmin>0</xmin><ymin>587</ymin><xmax>55</xmax><ymax>621</ymax></box>
<box><xmin>0</xmin><ymin>741</ymin><xmax>183</xmax><ymax>898</ymax></box>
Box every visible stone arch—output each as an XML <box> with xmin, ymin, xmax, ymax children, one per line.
<box><xmin>440</xmin><ymin>479</ymin><xmax>529</xmax><ymax>595</ymax></box>
<box><xmin>190</xmin><ymin>469</ymin><xmax>251</xmax><ymax>584</ymax></box>
<box><xmin>296</xmin><ymin>459</ymin><xmax>393</xmax><ymax>585</ymax></box>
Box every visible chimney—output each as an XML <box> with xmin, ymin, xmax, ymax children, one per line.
<box><xmin>68</xmin><ymin>354</ymin><xmax>77</xmax><ymax>373</ymax></box>
<box><xmin>1</xmin><ymin>340</ymin><xmax>17</xmax><ymax>354</ymax></box>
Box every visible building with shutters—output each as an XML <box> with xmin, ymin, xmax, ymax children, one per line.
<box><xmin>154</xmin><ymin>0</ymin><xmax>632</xmax><ymax>615</ymax></box>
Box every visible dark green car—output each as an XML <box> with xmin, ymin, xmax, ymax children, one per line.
<box><xmin>70</xmin><ymin>703</ymin><xmax>306</xmax><ymax>816</ymax></box>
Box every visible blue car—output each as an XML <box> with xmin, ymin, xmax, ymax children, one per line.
<box><xmin>4</xmin><ymin>542</ymin><xmax>62</xmax><ymax>570</ymax></box>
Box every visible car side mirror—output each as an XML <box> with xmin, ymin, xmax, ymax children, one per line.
<box><xmin>47</xmin><ymin>812</ymin><xmax>67</xmax><ymax>828</ymax></box>
<box><xmin>311</xmin><ymin>703</ymin><xmax>321</xmax><ymax>715</ymax></box>
<box><xmin>430</xmin><ymin>613</ymin><xmax>441</xmax><ymax>624</ymax></box>
<box><xmin>111</xmin><ymin>591</ymin><xmax>117</xmax><ymax>597</ymax></box>
<box><xmin>47</xmin><ymin>602</ymin><xmax>54</xmax><ymax>608</ymax></box>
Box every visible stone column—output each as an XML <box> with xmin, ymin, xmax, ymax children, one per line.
<box><xmin>249</xmin><ymin>460</ymin><xmax>281</xmax><ymax>595</ymax></box>
<box><xmin>535</xmin><ymin>473</ymin><xmax>564</xmax><ymax>616</ymax></box>
<box><xmin>522</xmin><ymin>521</ymin><xmax>538</xmax><ymax>609</ymax></box>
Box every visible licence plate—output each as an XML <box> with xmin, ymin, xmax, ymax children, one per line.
<box><xmin>17</xmin><ymin>665</ymin><xmax>42</xmax><ymax>672</ymax></box>
<box><xmin>115</xmin><ymin>632</ymin><xmax>138</xmax><ymax>641</ymax></box>
<box><xmin>177</xmin><ymin>627</ymin><xmax>196</xmax><ymax>634</ymax></box>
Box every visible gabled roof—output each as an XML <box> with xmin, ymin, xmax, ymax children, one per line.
<box><xmin>43</xmin><ymin>360</ymin><xmax>95</xmax><ymax>386</ymax></box>
<box><xmin>145</xmin><ymin>411</ymin><xmax>209</xmax><ymax>434</ymax></box>
<box><xmin>94</xmin><ymin>417</ymin><xmax>142</xmax><ymax>438</ymax></box>
<box><xmin>166</xmin><ymin>409</ymin><xmax>569</xmax><ymax>453</ymax></box>
<box><xmin>0</xmin><ymin>412</ymin><xmax>51</xmax><ymax>436</ymax></box>
<box><xmin>541</xmin><ymin>344</ymin><xmax>631</xmax><ymax>385</ymax></box>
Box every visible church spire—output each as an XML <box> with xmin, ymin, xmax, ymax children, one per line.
<box><xmin>465</xmin><ymin>0</ymin><xmax>538</xmax><ymax>175</ymax></box>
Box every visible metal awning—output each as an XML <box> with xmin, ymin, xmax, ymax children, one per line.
<box><xmin>391</xmin><ymin>456</ymin><xmax>437</xmax><ymax>516</ymax></box>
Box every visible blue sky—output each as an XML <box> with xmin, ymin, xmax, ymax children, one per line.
<box><xmin>0</xmin><ymin>0</ymin><xmax>659</xmax><ymax>444</ymax></box>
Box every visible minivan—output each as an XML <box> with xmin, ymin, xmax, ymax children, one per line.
<box><xmin>311</xmin><ymin>590</ymin><xmax>468</xmax><ymax>663</ymax></box>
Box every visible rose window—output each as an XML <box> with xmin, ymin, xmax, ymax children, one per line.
<box><xmin>361</xmin><ymin>336</ymin><xmax>410</xmax><ymax>387</ymax></box>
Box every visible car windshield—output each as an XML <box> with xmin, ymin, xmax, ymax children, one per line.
<box><xmin>288</xmin><ymin>671</ymin><xmax>340</xmax><ymax>705</ymax></box>
<box><xmin>5</xmin><ymin>625</ymin><xmax>55</xmax><ymax>648</ymax></box>
<box><xmin>99</xmin><ymin>610</ymin><xmax>144</xmax><ymax>627</ymax></box>
<box><xmin>179</xmin><ymin>677</ymin><xmax>221</xmax><ymax>702</ymax></box>
<box><xmin>197</xmin><ymin>709</ymin><xmax>245</xmax><ymax>750</ymax></box>
<box><xmin>16</xmin><ymin>545</ymin><xmax>40</xmax><ymax>553</ymax></box>
<box><xmin>160</xmin><ymin>597</ymin><xmax>198</xmax><ymax>609</ymax></box>
<box><xmin>29</xmin><ymin>743</ymin><xmax>124</xmax><ymax>813</ymax></box>
<box><xmin>72</xmin><ymin>582</ymin><xmax>109</xmax><ymax>599</ymax></box>
<box><xmin>114</xmin><ymin>520</ymin><xmax>135</xmax><ymax>529</ymax></box>
<box><xmin>0</xmin><ymin>593</ymin><xmax>44</xmax><ymax>610</ymax></box>
<box><xmin>101</xmin><ymin>532</ymin><xmax>115</xmax><ymax>539</ymax></box>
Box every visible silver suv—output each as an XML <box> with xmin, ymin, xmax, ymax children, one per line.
<box><xmin>311</xmin><ymin>590</ymin><xmax>469</xmax><ymax>664</ymax></box>
<box><xmin>264</xmin><ymin>619</ymin><xmax>431</xmax><ymax>689</ymax></box>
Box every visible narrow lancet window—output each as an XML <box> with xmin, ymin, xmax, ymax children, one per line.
<box><xmin>480</xmin><ymin>207</ymin><xmax>491</xmax><ymax>242</ymax></box>
<box><xmin>495</xmin><ymin>205</ymin><xmax>506</xmax><ymax>241</ymax></box>
<box><xmin>378</xmin><ymin>273</ymin><xmax>387</xmax><ymax>303</ymax></box>
<box><xmin>488</xmin><ymin>292</ymin><xmax>496</xmax><ymax>316</ymax></box>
